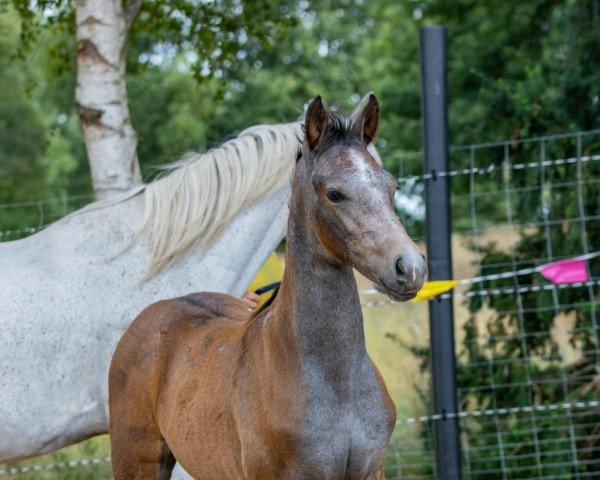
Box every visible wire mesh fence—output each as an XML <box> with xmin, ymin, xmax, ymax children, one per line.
<box><xmin>0</xmin><ymin>129</ymin><xmax>599</xmax><ymax>478</ymax></box>
<box><xmin>389</xmin><ymin>128</ymin><xmax>600</xmax><ymax>479</ymax></box>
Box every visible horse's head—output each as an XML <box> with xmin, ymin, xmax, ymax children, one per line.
<box><xmin>296</xmin><ymin>93</ymin><xmax>427</xmax><ymax>301</ymax></box>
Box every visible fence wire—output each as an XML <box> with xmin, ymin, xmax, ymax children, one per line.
<box><xmin>1</xmin><ymin>130</ymin><xmax>599</xmax><ymax>479</ymax></box>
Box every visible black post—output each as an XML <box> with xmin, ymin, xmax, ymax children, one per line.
<box><xmin>420</xmin><ymin>25</ymin><xmax>461</xmax><ymax>479</ymax></box>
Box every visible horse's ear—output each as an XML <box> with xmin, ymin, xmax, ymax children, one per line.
<box><xmin>305</xmin><ymin>95</ymin><xmax>330</xmax><ymax>151</ymax></box>
<box><xmin>352</xmin><ymin>92</ymin><xmax>379</xmax><ymax>144</ymax></box>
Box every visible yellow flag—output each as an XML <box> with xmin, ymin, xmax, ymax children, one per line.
<box><xmin>412</xmin><ymin>280</ymin><xmax>458</xmax><ymax>302</ymax></box>
<box><xmin>247</xmin><ymin>252</ymin><xmax>284</xmax><ymax>306</ymax></box>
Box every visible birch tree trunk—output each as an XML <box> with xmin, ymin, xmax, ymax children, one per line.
<box><xmin>75</xmin><ymin>0</ymin><xmax>142</xmax><ymax>200</ymax></box>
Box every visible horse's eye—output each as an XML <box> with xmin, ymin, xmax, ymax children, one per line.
<box><xmin>326</xmin><ymin>189</ymin><xmax>345</xmax><ymax>203</ymax></box>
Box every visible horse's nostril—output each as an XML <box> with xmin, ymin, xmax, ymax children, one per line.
<box><xmin>395</xmin><ymin>257</ymin><xmax>406</xmax><ymax>277</ymax></box>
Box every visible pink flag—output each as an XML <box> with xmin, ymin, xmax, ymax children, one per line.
<box><xmin>538</xmin><ymin>258</ymin><xmax>589</xmax><ymax>284</ymax></box>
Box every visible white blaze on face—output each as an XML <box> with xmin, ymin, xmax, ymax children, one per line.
<box><xmin>348</xmin><ymin>149</ymin><xmax>372</xmax><ymax>181</ymax></box>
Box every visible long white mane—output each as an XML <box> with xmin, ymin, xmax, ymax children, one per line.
<box><xmin>136</xmin><ymin>122</ymin><xmax>302</xmax><ymax>277</ymax></box>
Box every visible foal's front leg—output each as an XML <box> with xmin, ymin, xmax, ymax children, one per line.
<box><xmin>110</xmin><ymin>421</ymin><xmax>176</xmax><ymax>480</ymax></box>
<box><xmin>109</xmin><ymin>334</ymin><xmax>176</xmax><ymax>478</ymax></box>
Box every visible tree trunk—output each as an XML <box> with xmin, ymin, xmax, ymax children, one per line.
<box><xmin>75</xmin><ymin>0</ymin><xmax>142</xmax><ymax>200</ymax></box>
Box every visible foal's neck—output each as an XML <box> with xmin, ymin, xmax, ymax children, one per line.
<box><xmin>277</xmin><ymin>201</ymin><xmax>367</xmax><ymax>386</ymax></box>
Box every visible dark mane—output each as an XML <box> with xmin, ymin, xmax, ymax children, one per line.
<box><xmin>302</xmin><ymin>113</ymin><xmax>361</xmax><ymax>154</ymax></box>
<box><xmin>321</xmin><ymin>114</ymin><xmax>354</xmax><ymax>150</ymax></box>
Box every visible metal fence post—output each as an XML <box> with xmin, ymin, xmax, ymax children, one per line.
<box><xmin>420</xmin><ymin>25</ymin><xmax>461</xmax><ymax>479</ymax></box>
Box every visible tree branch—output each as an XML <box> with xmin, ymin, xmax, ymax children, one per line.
<box><xmin>123</xmin><ymin>0</ymin><xmax>143</xmax><ymax>31</ymax></box>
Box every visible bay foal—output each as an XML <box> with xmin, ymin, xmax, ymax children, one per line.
<box><xmin>109</xmin><ymin>94</ymin><xmax>427</xmax><ymax>479</ymax></box>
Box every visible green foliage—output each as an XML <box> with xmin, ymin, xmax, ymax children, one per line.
<box><xmin>9</xmin><ymin>0</ymin><xmax>74</xmax><ymax>60</ymax></box>
<box><xmin>438</xmin><ymin>0</ymin><xmax>600</xmax><ymax>142</ymax></box>
<box><xmin>0</xmin><ymin>5</ymin><xmax>84</xmax><ymax>233</ymax></box>
<box><xmin>131</xmin><ymin>1</ymin><xmax>299</xmax><ymax>81</ymax></box>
